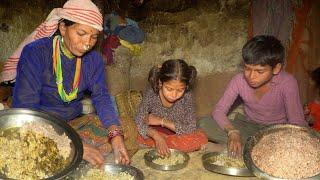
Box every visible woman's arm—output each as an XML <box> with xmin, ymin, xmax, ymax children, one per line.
<box><xmin>88</xmin><ymin>53</ymin><xmax>120</xmax><ymax>128</ymax></box>
<box><xmin>13</xmin><ymin>45</ymin><xmax>43</xmax><ymax>109</ymax></box>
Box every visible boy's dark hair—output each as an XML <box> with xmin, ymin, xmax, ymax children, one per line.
<box><xmin>242</xmin><ymin>35</ymin><xmax>285</xmax><ymax>68</ymax></box>
<box><xmin>311</xmin><ymin>67</ymin><xmax>320</xmax><ymax>90</ymax></box>
<box><xmin>148</xmin><ymin>59</ymin><xmax>197</xmax><ymax>93</ymax></box>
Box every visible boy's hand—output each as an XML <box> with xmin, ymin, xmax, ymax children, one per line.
<box><xmin>227</xmin><ymin>131</ymin><xmax>242</xmax><ymax>158</ymax></box>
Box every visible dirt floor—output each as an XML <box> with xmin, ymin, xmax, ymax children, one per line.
<box><xmin>131</xmin><ymin>148</ymin><xmax>258</xmax><ymax>180</ymax></box>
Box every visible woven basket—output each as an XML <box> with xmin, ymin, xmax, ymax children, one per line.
<box><xmin>115</xmin><ymin>90</ymin><xmax>143</xmax><ymax>157</ymax></box>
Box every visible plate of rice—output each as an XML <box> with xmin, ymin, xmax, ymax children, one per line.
<box><xmin>144</xmin><ymin>149</ymin><xmax>190</xmax><ymax>171</ymax></box>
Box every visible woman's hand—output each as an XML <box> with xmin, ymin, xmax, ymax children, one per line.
<box><xmin>83</xmin><ymin>142</ymin><xmax>105</xmax><ymax>167</ymax></box>
<box><xmin>153</xmin><ymin>133</ymin><xmax>170</xmax><ymax>157</ymax></box>
<box><xmin>227</xmin><ymin>131</ymin><xmax>242</xmax><ymax>158</ymax></box>
<box><xmin>144</xmin><ymin>114</ymin><xmax>162</xmax><ymax>126</ymax></box>
<box><xmin>111</xmin><ymin>135</ymin><xmax>130</xmax><ymax>165</ymax></box>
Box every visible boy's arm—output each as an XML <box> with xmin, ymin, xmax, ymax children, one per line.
<box><xmin>212</xmin><ymin>75</ymin><xmax>241</xmax><ymax>131</ymax></box>
<box><xmin>283</xmin><ymin>77</ymin><xmax>307</xmax><ymax>126</ymax></box>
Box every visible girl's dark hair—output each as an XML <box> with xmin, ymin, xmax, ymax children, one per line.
<box><xmin>311</xmin><ymin>67</ymin><xmax>320</xmax><ymax>90</ymax></box>
<box><xmin>242</xmin><ymin>35</ymin><xmax>285</xmax><ymax>68</ymax></box>
<box><xmin>148</xmin><ymin>59</ymin><xmax>197</xmax><ymax>93</ymax></box>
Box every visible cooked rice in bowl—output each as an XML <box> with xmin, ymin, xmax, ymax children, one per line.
<box><xmin>0</xmin><ymin>121</ymin><xmax>72</xmax><ymax>180</ymax></box>
<box><xmin>152</xmin><ymin>153</ymin><xmax>185</xmax><ymax>166</ymax></box>
<box><xmin>210</xmin><ymin>151</ymin><xmax>245</xmax><ymax>168</ymax></box>
<box><xmin>79</xmin><ymin>168</ymin><xmax>134</xmax><ymax>180</ymax></box>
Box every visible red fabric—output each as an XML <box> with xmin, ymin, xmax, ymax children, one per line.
<box><xmin>150</xmin><ymin>126</ymin><xmax>175</xmax><ymax>135</ymax></box>
<box><xmin>137</xmin><ymin>129</ymin><xmax>208</xmax><ymax>152</ymax></box>
<box><xmin>309</xmin><ymin>102</ymin><xmax>320</xmax><ymax>131</ymax></box>
<box><xmin>102</xmin><ymin>35</ymin><xmax>120</xmax><ymax>65</ymax></box>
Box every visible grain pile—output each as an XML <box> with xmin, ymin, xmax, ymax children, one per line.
<box><xmin>153</xmin><ymin>153</ymin><xmax>185</xmax><ymax>166</ymax></box>
<box><xmin>79</xmin><ymin>168</ymin><xmax>134</xmax><ymax>180</ymax></box>
<box><xmin>210</xmin><ymin>152</ymin><xmax>245</xmax><ymax>168</ymax></box>
<box><xmin>251</xmin><ymin>129</ymin><xmax>320</xmax><ymax>179</ymax></box>
<box><xmin>20</xmin><ymin>121</ymin><xmax>72</xmax><ymax>159</ymax></box>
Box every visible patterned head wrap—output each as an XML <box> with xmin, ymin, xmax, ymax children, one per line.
<box><xmin>0</xmin><ymin>0</ymin><xmax>103</xmax><ymax>83</ymax></box>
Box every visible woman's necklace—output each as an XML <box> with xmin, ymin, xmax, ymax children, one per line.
<box><xmin>52</xmin><ymin>35</ymin><xmax>81</xmax><ymax>102</ymax></box>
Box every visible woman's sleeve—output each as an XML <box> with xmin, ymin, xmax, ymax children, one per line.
<box><xmin>88</xmin><ymin>54</ymin><xmax>120</xmax><ymax>128</ymax></box>
<box><xmin>175</xmin><ymin>92</ymin><xmax>197</xmax><ymax>135</ymax></box>
<box><xmin>12</xmin><ymin>45</ymin><xmax>42</xmax><ymax>109</ymax></box>
<box><xmin>134</xmin><ymin>89</ymin><xmax>152</xmax><ymax>139</ymax></box>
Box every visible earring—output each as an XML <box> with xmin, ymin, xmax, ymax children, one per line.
<box><xmin>84</xmin><ymin>45</ymin><xmax>90</xmax><ymax>51</ymax></box>
<box><xmin>61</xmin><ymin>37</ymin><xmax>64</xmax><ymax>44</ymax></box>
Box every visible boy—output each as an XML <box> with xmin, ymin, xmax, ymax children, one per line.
<box><xmin>199</xmin><ymin>35</ymin><xmax>306</xmax><ymax>157</ymax></box>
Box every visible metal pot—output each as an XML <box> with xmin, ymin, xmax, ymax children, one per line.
<box><xmin>0</xmin><ymin>108</ymin><xmax>83</xmax><ymax>180</ymax></box>
<box><xmin>243</xmin><ymin>124</ymin><xmax>320</xmax><ymax>180</ymax></box>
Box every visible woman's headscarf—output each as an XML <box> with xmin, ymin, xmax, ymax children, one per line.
<box><xmin>0</xmin><ymin>0</ymin><xmax>103</xmax><ymax>83</ymax></box>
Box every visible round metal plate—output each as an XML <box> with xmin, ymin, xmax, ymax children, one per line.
<box><xmin>103</xmin><ymin>163</ymin><xmax>144</xmax><ymax>180</ymax></box>
<box><xmin>144</xmin><ymin>149</ymin><xmax>190</xmax><ymax>171</ymax></box>
<box><xmin>68</xmin><ymin>162</ymin><xmax>144</xmax><ymax>180</ymax></box>
<box><xmin>202</xmin><ymin>152</ymin><xmax>253</xmax><ymax>177</ymax></box>
<box><xmin>243</xmin><ymin>124</ymin><xmax>320</xmax><ymax>180</ymax></box>
<box><xmin>0</xmin><ymin>108</ymin><xmax>83</xmax><ymax>180</ymax></box>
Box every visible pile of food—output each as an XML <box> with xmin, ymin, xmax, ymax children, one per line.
<box><xmin>210</xmin><ymin>152</ymin><xmax>245</xmax><ymax>168</ymax></box>
<box><xmin>0</xmin><ymin>121</ymin><xmax>71</xmax><ymax>179</ymax></box>
<box><xmin>251</xmin><ymin>129</ymin><xmax>320</xmax><ymax>179</ymax></box>
<box><xmin>80</xmin><ymin>168</ymin><xmax>134</xmax><ymax>180</ymax></box>
<box><xmin>152</xmin><ymin>153</ymin><xmax>185</xmax><ymax>166</ymax></box>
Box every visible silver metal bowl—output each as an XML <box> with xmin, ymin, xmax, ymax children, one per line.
<box><xmin>243</xmin><ymin>124</ymin><xmax>320</xmax><ymax>180</ymax></box>
<box><xmin>0</xmin><ymin>108</ymin><xmax>83</xmax><ymax>180</ymax></box>
<box><xmin>144</xmin><ymin>149</ymin><xmax>190</xmax><ymax>171</ymax></box>
<box><xmin>68</xmin><ymin>162</ymin><xmax>144</xmax><ymax>180</ymax></box>
<box><xmin>202</xmin><ymin>152</ymin><xmax>254</xmax><ymax>177</ymax></box>
<box><xmin>103</xmin><ymin>163</ymin><xmax>144</xmax><ymax>180</ymax></box>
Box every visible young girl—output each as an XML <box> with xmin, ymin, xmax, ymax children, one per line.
<box><xmin>305</xmin><ymin>67</ymin><xmax>320</xmax><ymax>131</ymax></box>
<box><xmin>135</xmin><ymin>59</ymin><xmax>208</xmax><ymax>156</ymax></box>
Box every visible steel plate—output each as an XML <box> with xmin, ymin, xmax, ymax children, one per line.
<box><xmin>144</xmin><ymin>149</ymin><xmax>190</xmax><ymax>171</ymax></box>
<box><xmin>0</xmin><ymin>108</ymin><xmax>83</xmax><ymax>180</ymax></box>
<box><xmin>202</xmin><ymin>152</ymin><xmax>253</xmax><ymax>177</ymax></box>
<box><xmin>68</xmin><ymin>162</ymin><xmax>144</xmax><ymax>180</ymax></box>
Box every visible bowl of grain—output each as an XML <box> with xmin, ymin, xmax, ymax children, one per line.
<box><xmin>144</xmin><ymin>149</ymin><xmax>190</xmax><ymax>171</ymax></box>
<box><xmin>72</xmin><ymin>162</ymin><xmax>144</xmax><ymax>180</ymax></box>
<box><xmin>0</xmin><ymin>108</ymin><xmax>83</xmax><ymax>180</ymax></box>
<box><xmin>202</xmin><ymin>151</ymin><xmax>253</xmax><ymax>177</ymax></box>
<box><xmin>244</xmin><ymin>124</ymin><xmax>320</xmax><ymax>180</ymax></box>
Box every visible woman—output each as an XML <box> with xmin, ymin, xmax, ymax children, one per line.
<box><xmin>7</xmin><ymin>0</ymin><xmax>129</xmax><ymax>166</ymax></box>
<box><xmin>135</xmin><ymin>59</ymin><xmax>209</xmax><ymax>156</ymax></box>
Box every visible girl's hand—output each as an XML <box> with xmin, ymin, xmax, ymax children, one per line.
<box><xmin>144</xmin><ymin>114</ymin><xmax>162</xmax><ymax>126</ymax></box>
<box><xmin>227</xmin><ymin>131</ymin><xmax>242</xmax><ymax>158</ymax></box>
<box><xmin>153</xmin><ymin>133</ymin><xmax>170</xmax><ymax>156</ymax></box>
<box><xmin>111</xmin><ymin>135</ymin><xmax>130</xmax><ymax>165</ymax></box>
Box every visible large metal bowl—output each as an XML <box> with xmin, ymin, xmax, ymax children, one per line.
<box><xmin>202</xmin><ymin>152</ymin><xmax>254</xmax><ymax>177</ymax></box>
<box><xmin>0</xmin><ymin>108</ymin><xmax>83</xmax><ymax>180</ymax></box>
<box><xmin>243</xmin><ymin>124</ymin><xmax>320</xmax><ymax>180</ymax></box>
<box><xmin>144</xmin><ymin>149</ymin><xmax>190</xmax><ymax>171</ymax></box>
